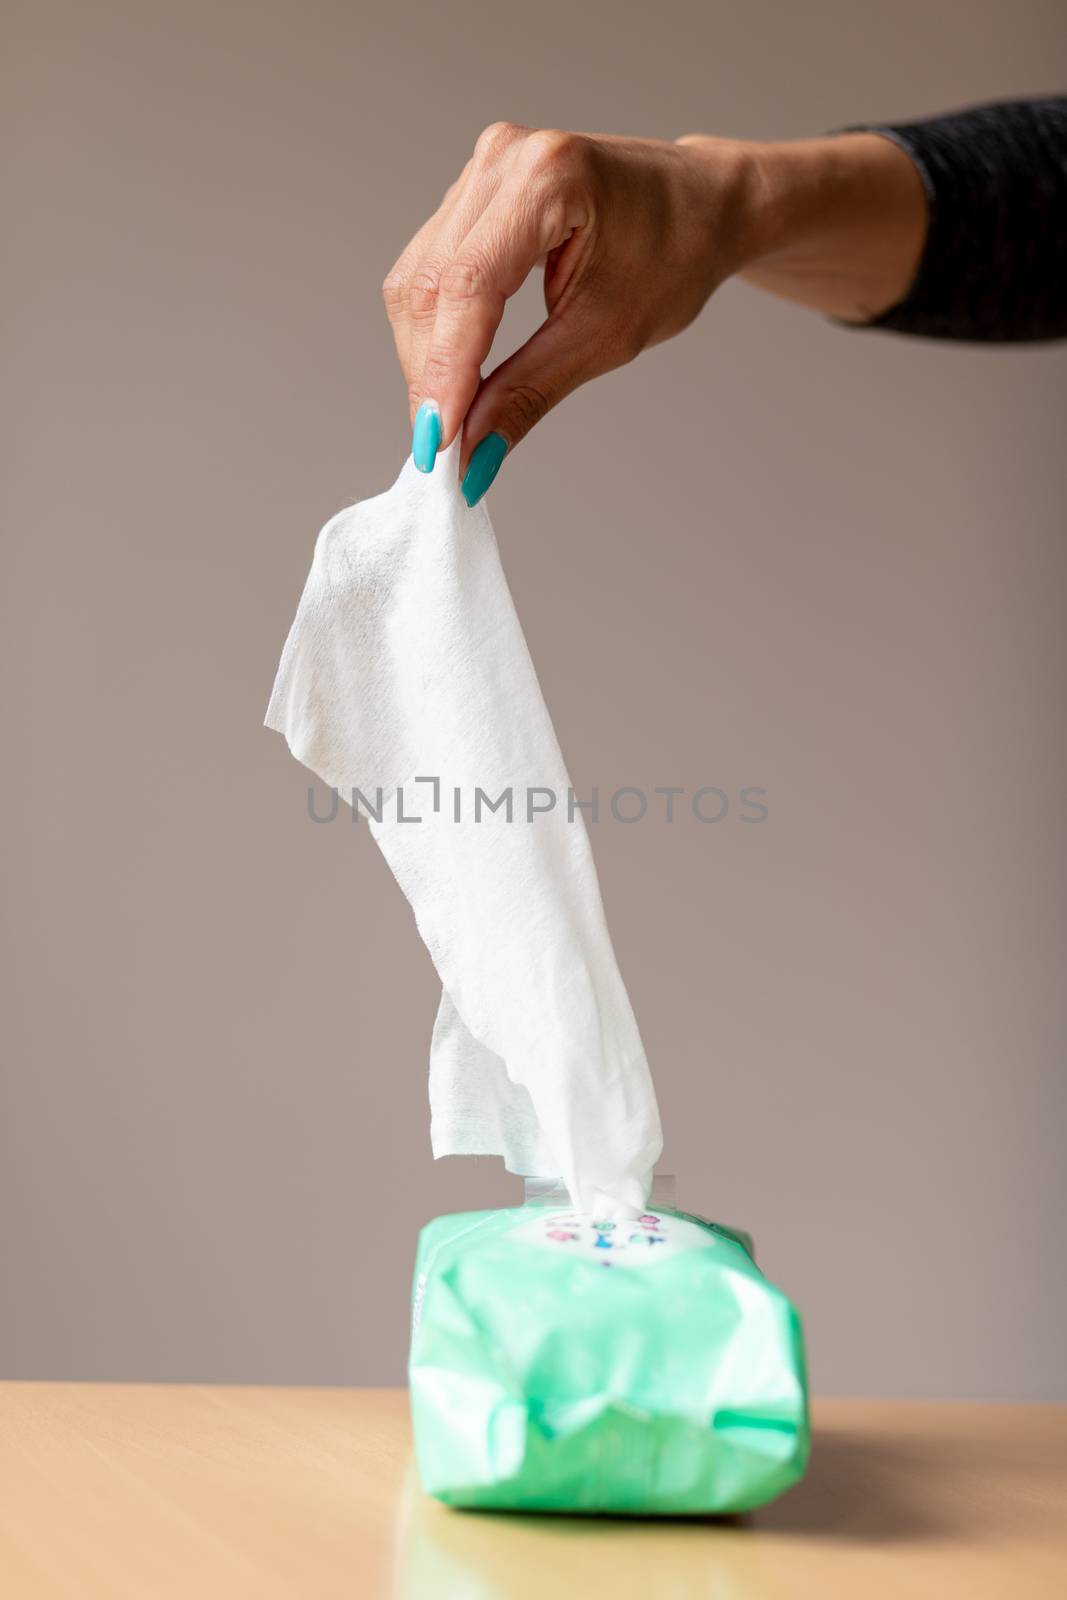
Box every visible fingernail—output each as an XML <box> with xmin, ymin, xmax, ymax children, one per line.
<box><xmin>412</xmin><ymin>401</ymin><xmax>441</xmax><ymax>474</ymax></box>
<box><xmin>462</xmin><ymin>432</ymin><xmax>507</xmax><ymax>507</ymax></box>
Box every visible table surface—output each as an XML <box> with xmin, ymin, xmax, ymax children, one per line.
<box><xmin>1</xmin><ymin>1385</ymin><xmax>1064</xmax><ymax>1599</ymax></box>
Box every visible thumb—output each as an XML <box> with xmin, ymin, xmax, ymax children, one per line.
<box><xmin>459</xmin><ymin>304</ymin><xmax>624</xmax><ymax>507</ymax></box>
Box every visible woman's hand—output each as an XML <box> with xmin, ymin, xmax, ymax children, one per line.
<box><xmin>383</xmin><ymin>124</ymin><xmax>756</xmax><ymax>503</ymax></box>
<box><xmin>384</xmin><ymin>123</ymin><xmax>926</xmax><ymax>505</ymax></box>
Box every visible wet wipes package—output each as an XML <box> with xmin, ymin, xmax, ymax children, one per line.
<box><xmin>409</xmin><ymin>1205</ymin><xmax>809</xmax><ymax>1515</ymax></box>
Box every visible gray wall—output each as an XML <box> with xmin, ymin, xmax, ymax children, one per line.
<box><xmin>4</xmin><ymin>0</ymin><xmax>1065</xmax><ymax>1399</ymax></box>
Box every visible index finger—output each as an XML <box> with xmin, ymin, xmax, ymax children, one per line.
<box><xmin>420</xmin><ymin>176</ymin><xmax>583</xmax><ymax>451</ymax></box>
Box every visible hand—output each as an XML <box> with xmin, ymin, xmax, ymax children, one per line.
<box><xmin>383</xmin><ymin>123</ymin><xmax>756</xmax><ymax>503</ymax></box>
<box><xmin>384</xmin><ymin>124</ymin><xmax>926</xmax><ymax>505</ymax></box>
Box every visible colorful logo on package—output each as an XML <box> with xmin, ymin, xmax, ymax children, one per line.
<box><xmin>509</xmin><ymin>1209</ymin><xmax>717</xmax><ymax>1269</ymax></box>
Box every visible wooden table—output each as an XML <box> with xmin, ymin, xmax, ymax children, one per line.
<box><xmin>1</xmin><ymin>1385</ymin><xmax>1064</xmax><ymax>1598</ymax></box>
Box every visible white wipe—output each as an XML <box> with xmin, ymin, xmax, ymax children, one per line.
<box><xmin>265</xmin><ymin>441</ymin><xmax>662</xmax><ymax>1216</ymax></box>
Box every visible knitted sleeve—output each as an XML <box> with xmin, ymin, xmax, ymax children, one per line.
<box><xmin>851</xmin><ymin>98</ymin><xmax>1067</xmax><ymax>342</ymax></box>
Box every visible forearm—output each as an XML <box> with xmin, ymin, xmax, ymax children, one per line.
<box><xmin>685</xmin><ymin>98</ymin><xmax>1067</xmax><ymax>343</ymax></box>
<box><xmin>680</xmin><ymin>131</ymin><xmax>928</xmax><ymax>324</ymax></box>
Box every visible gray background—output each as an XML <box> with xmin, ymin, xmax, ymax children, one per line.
<box><xmin>4</xmin><ymin>0</ymin><xmax>1065</xmax><ymax>1399</ymax></box>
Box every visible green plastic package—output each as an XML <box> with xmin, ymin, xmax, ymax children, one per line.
<box><xmin>408</xmin><ymin>1203</ymin><xmax>809</xmax><ymax>1514</ymax></box>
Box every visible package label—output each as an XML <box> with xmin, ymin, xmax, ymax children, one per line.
<box><xmin>508</xmin><ymin>1209</ymin><xmax>717</xmax><ymax>1270</ymax></box>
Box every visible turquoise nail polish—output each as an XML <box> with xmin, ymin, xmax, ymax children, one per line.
<box><xmin>462</xmin><ymin>432</ymin><xmax>507</xmax><ymax>507</ymax></box>
<box><xmin>412</xmin><ymin>402</ymin><xmax>441</xmax><ymax>473</ymax></box>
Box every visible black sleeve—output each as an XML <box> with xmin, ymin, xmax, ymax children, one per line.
<box><xmin>849</xmin><ymin>97</ymin><xmax>1067</xmax><ymax>343</ymax></box>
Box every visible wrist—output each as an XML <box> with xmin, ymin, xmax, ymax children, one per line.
<box><xmin>678</xmin><ymin>135</ymin><xmax>875</xmax><ymax>267</ymax></box>
<box><xmin>737</xmin><ymin>135</ymin><xmax>895</xmax><ymax>264</ymax></box>
<box><xmin>673</xmin><ymin>134</ymin><xmax>769</xmax><ymax>279</ymax></box>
